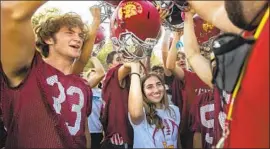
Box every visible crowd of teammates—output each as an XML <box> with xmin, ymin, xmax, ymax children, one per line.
<box><xmin>0</xmin><ymin>1</ymin><xmax>269</xmax><ymax>149</ymax></box>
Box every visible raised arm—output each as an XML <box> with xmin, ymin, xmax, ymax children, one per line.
<box><xmin>165</xmin><ymin>31</ymin><xmax>185</xmax><ymax>80</ymax></box>
<box><xmin>85</xmin><ymin>118</ymin><xmax>91</xmax><ymax>148</ymax></box>
<box><xmin>118</xmin><ymin>64</ymin><xmax>131</xmax><ymax>86</ymax></box>
<box><xmin>193</xmin><ymin>132</ymin><xmax>202</xmax><ymax>148</ymax></box>
<box><xmin>144</xmin><ymin>56</ymin><xmax>151</xmax><ymax>74</ymax></box>
<box><xmin>188</xmin><ymin>1</ymin><xmax>242</xmax><ymax>34</ymax></box>
<box><xmin>1</xmin><ymin>1</ymin><xmax>47</xmax><ymax>87</ymax></box>
<box><xmin>127</xmin><ymin>62</ymin><xmax>144</xmax><ymax>125</ymax></box>
<box><xmin>161</xmin><ymin>28</ymin><xmax>173</xmax><ymax>76</ymax></box>
<box><xmin>183</xmin><ymin>11</ymin><xmax>213</xmax><ymax>88</ymax></box>
<box><xmin>85</xmin><ymin>57</ymin><xmax>105</xmax><ymax>88</ymax></box>
<box><xmin>71</xmin><ymin>6</ymin><xmax>101</xmax><ymax>75</ymax></box>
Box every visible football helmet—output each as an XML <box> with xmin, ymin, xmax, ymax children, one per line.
<box><xmin>152</xmin><ymin>0</ymin><xmax>189</xmax><ymax>31</ymax></box>
<box><xmin>110</xmin><ymin>0</ymin><xmax>161</xmax><ymax>61</ymax></box>
<box><xmin>105</xmin><ymin>1</ymin><xmax>122</xmax><ymax>7</ymax></box>
<box><xmin>193</xmin><ymin>15</ymin><xmax>221</xmax><ymax>46</ymax></box>
<box><xmin>90</xmin><ymin>2</ymin><xmax>116</xmax><ymax>23</ymax></box>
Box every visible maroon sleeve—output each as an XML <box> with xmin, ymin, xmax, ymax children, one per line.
<box><xmin>102</xmin><ymin>64</ymin><xmax>127</xmax><ymax>101</ymax></box>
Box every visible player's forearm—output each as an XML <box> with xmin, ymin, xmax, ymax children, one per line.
<box><xmin>79</xmin><ymin>24</ymin><xmax>99</xmax><ymax>65</ymax></box>
<box><xmin>91</xmin><ymin>57</ymin><xmax>105</xmax><ymax>77</ymax></box>
<box><xmin>166</xmin><ymin>32</ymin><xmax>180</xmax><ymax>71</ymax></box>
<box><xmin>1</xmin><ymin>1</ymin><xmax>47</xmax><ymax>21</ymax></box>
<box><xmin>72</xmin><ymin>24</ymin><xmax>99</xmax><ymax>75</ymax></box>
<box><xmin>1</xmin><ymin>1</ymin><xmax>47</xmax><ymax>87</ymax></box>
<box><xmin>161</xmin><ymin>30</ymin><xmax>170</xmax><ymax>67</ymax></box>
<box><xmin>193</xmin><ymin>132</ymin><xmax>202</xmax><ymax>148</ymax></box>
<box><xmin>161</xmin><ymin>30</ymin><xmax>173</xmax><ymax>76</ymax></box>
<box><xmin>128</xmin><ymin>64</ymin><xmax>144</xmax><ymax>123</ymax></box>
<box><xmin>184</xmin><ymin>13</ymin><xmax>213</xmax><ymax>88</ymax></box>
<box><xmin>184</xmin><ymin>13</ymin><xmax>201</xmax><ymax>59</ymax></box>
<box><xmin>118</xmin><ymin>64</ymin><xmax>132</xmax><ymax>84</ymax></box>
<box><xmin>87</xmin><ymin>58</ymin><xmax>105</xmax><ymax>88</ymax></box>
<box><xmin>188</xmin><ymin>54</ymin><xmax>213</xmax><ymax>88</ymax></box>
<box><xmin>144</xmin><ymin>57</ymin><xmax>151</xmax><ymax>73</ymax></box>
<box><xmin>85</xmin><ymin>120</ymin><xmax>91</xmax><ymax>148</ymax></box>
<box><xmin>86</xmin><ymin>133</ymin><xmax>91</xmax><ymax>148</ymax></box>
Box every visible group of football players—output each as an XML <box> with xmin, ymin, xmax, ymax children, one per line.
<box><xmin>0</xmin><ymin>0</ymin><xmax>269</xmax><ymax>149</ymax></box>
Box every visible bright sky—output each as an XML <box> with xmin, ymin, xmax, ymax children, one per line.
<box><xmin>35</xmin><ymin>1</ymin><xmax>184</xmax><ymax>60</ymax></box>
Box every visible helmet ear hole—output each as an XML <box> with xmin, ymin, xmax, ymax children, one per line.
<box><xmin>147</xmin><ymin>12</ymin><xmax>150</xmax><ymax>19</ymax></box>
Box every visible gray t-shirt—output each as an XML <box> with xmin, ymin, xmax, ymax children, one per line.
<box><xmin>128</xmin><ymin>105</ymin><xmax>180</xmax><ymax>148</ymax></box>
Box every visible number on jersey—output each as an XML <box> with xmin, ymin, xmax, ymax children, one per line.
<box><xmin>47</xmin><ymin>75</ymin><xmax>84</xmax><ymax>135</ymax></box>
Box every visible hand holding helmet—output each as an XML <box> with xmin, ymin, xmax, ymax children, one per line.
<box><xmin>110</xmin><ymin>0</ymin><xmax>161</xmax><ymax>62</ymax></box>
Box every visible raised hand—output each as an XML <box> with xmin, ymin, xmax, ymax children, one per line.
<box><xmin>89</xmin><ymin>5</ymin><xmax>101</xmax><ymax>31</ymax></box>
<box><xmin>124</xmin><ymin>62</ymin><xmax>141</xmax><ymax>72</ymax></box>
<box><xmin>183</xmin><ymin>7</ymin><xmax>196</xmax><ymax>20</ymax></box>
<box><xmin>157</xmin><ymin>5</ymin><xmax>169</xmax><ymax>23</ymax></box>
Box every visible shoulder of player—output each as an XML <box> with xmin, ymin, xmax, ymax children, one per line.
<box><xmin>103</xmin><ymin>64</ymin><xmax>124</xmax><ymax>86</ymax></box>
<box><xmin>105</xmin><ymin>64</ymin><xmax>122</xmax><ymax>78</ymax></box>
<box><xmin>183</xmin><ymin>69</ymin><xmax>196</xmax><ymax>77</ymax></box>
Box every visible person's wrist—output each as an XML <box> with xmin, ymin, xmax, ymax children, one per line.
<box><xmin>131</xmin><ymin>67</ymin><xmax>140</xmax><ymax>73</ymax></box>
<box><xmin>130</xmin><ymin>72</ymin><xmax>141</xmax><ymax>78</ymax></box>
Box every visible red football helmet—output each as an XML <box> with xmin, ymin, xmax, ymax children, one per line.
<box><xmin>110</xmin><ymin>0</ymin><xmax>161</xmax><ymax>61</ymax></box>
<box><xmin>193</xmin><ymin>15</ymin><xmax>221</xmax><ymax>46</ymax></box>
<box><xmin>92</xmin><ymin>25</ymin><xmax>106</xmax><ymax>56</ymax></box>
<box><xmin>95</xmin><ymin>25</ymin><xmax>106</xmax><ymax>44</ymax></box>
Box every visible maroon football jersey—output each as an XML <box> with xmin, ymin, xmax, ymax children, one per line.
<box><xmin>180</xmin><ymin>69</ymin><xmax>211</xmax><ymax>149</ymax></box>
<box><xmin>100</xmin><ymin>64</ymin><xmax>133</xmax><ymax>145</ymax></box>
<box><xmin>191</xmin><ymin>88</ymin><xmax>230</xmax><ymax>149</ymax></box>
<box><xmin>191</xmin><ymin>92</ymin><xmax>215</xmax><ymax>149</ymax></box>
<box><xmin>0</xmin><ymin>52</ymin><xmax>92</xmax><ymax>148</ymax></box>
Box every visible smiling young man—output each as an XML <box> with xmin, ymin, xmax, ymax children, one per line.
<box><xmin>0</xmin><ymin>1</ymin><xmax>100</xmax><ymax>148</ymax></box>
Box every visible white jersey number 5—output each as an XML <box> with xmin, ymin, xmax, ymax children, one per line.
<box><xmin>200</xmin><ymin>104</ymin><xmax>214</xmax><ymax>144</ymax></box>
